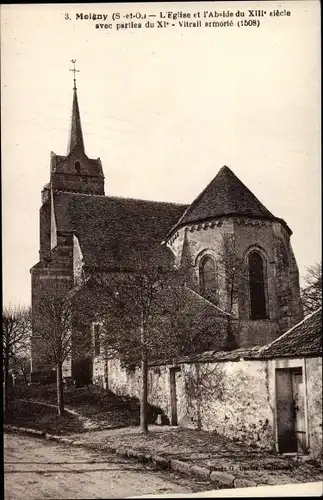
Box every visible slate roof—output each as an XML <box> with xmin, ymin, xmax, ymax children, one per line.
<box><xmin>166</xmin><ymin>166</ymin><xmax>291</xmax><ymax>239</ymax></box>
<box><xmin>53</xmin><ymin>191</ymin><xmax>188</xmax><ymax>269</ymax></box>
<box><xmin>259</xmin><ymin>307</ymin><xmax>322</xmax><ymax>359</ymax></box>
<box><xmin>67</xmin><ymin>87</ymin><xmax>84</xmax><ymax>154</ymax></box>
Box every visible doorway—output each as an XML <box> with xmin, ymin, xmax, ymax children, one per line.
<box><xmin>276</xmin><ymin>367</ymin><xmax>307</xmax><ymax>454</ymax></box>
<box><xmin>169</xmin><ymin>367</ymin><xmax>181</xmax><ymax>426</ymax></box>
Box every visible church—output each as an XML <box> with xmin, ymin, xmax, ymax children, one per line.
<box><xmin>30</xmin><ymin>79</ymin><xmax>304</xmax><ymax>383</ymax></box>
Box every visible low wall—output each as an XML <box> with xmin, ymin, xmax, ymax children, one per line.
<box><xmin>106</xmin><ymin>359</ymin><xmax>171</xmax><ymax>414</ymax></box>
<box><xmin>106</xmin><ymin>357</ymin><xmax>275</xmax><ymax>450</ymax></box>
<box><xmin>104</xmin><ymin>355</ymin><xmax>322</xmax><ymax>457</ymax></box>
<box><xmin>305</xmin><ymin>357</ymin><xmax>323</xmax><ymax>459</ymax></box>
<box><xmin>179</xmin><ymin>360</ymin><xmax>274</xmax><ymax>449</ymax></box>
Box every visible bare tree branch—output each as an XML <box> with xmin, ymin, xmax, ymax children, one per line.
<box><xmin>301</xmin><ymin>262</ymin><xmax>322</xmax><ymax>315</ymax></box>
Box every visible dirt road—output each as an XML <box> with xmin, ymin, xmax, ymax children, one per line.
<box><xmin>4</xmin><ymin>433</ymin><xmax>197</xmax><ymax>499</ymax></box>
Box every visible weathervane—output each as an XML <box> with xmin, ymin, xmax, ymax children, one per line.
<box><xmin>69</xmin><ymin>59</ymin><xmax>80</xmax><ymax>90</ymax></box>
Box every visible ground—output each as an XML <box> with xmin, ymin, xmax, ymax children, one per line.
<box><xmin>7</xmin><ymin>385</ymin><xmax>323</xmax><ymax>492</ymax></box>
<box><xmin>12</xmin><ymin>384</ymin><xmax>160</xmax><ymax>431</ymax></box>
<box><xmin>4</xmin><ymin>433</ymin><xmax>213</xmax><ymax>499</ymax></box>
<box><xmin>67</xmin><ymin>425</ymin><xmax>323</xmax><ymax>486</ymax></box>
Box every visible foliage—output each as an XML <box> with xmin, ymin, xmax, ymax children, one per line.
<box><xmin>80</xmin><ymin>259</ymin><xmax>229</xmax><ymax>432</ymax></box>
<box><xmin>82</xmin><ymin>263</ymin><xmax>227</xmax><ymax>369</ymax></box>
<box><xmin>36</xmin><ymin>282</ymin><xmax>91</xmax><ymax>414</ymax></box>
<box><xmin>11</xmin><ymin>355</ymin><xmax>31</xmax><ymax>384</ymax></box>
<box><xmin>183</xmin><ymin>362</ymin><xmax>226</xmax><ymax>430</ymax></box>
<box><xmin>184</xmin><ymin>362</ymin><xmax>226</xmax><ymax>404</ymax></box>
<box><xmin>37</xmin><ymin>286</ymin><xmax>73</xmax><ymax>367</ymax></box>
<box><xmin>301</xmin><ymin>262</ymin><xmax>322</xmax><ymax>315</ymax></box>
<box><xmin>216</xmin><ymin>233</ymin><xmax>245</xmax><ymax>315</ymax></box>
<box><xmin>2</xmin><ymin>305</ymin><xmax>31</xmax><ymax>363</ymax></box>
<box><xmin>2</xmin><ymin>305</ymin><xmax>31</xmax><ymax>415</ymax></box>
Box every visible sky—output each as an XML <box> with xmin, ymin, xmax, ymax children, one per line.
<box><xmin>1</xmin><ymin>1</ymin><xmax>321</xmax><ymax>307</ymax></box>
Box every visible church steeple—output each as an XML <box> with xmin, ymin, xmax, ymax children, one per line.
<box><xmin>49</xmin><ymin>61</ymin><xmax>105</xmax><ymax>196</ymax></box>
<box><xmin>67</xmin><ymin>60</ymin><xmax>84</xmax><ymax>154</ymax></box>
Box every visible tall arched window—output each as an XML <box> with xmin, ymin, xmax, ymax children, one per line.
<box><xmin>200</xmin><ymin>256</ymin><xmax>218</xmax><ymax>304</ymax></box>
<box><xmin>248</xmin><ymin>251</ymin><xmax>267</xmax><ymax>320</ymax></box>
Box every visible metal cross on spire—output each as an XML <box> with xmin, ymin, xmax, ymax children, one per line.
<box><xmin>69</xmin><ymin>59</ymin><xmax>80</xmax><ymax>90</ymax></box>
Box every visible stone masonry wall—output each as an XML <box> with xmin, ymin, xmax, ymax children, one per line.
<box><xmin>30</xmin><ymin>264</ymin><xmax>73</xmax><ymax>376</ymax></box>
<box><xmin>39</xmin><ymin>200</ymin><xmax>51</xmax><ymax>260</ymax></box>
<box><xmin>305</xmin><ymin>357</ymin><xmax>323</xmax><ymax>459</ymax></box>
<box><xmin>179</xmin><ymin>360</ymin><xmax>275</xmax><ymax>450</ymax></box>
<box><xmin>106</xmin><ymin>359</ymin><xmax>171</xmax><ymax>414</ymax></box>
<box><xmin>105</xmin><ymin>357</ymin><xmax>276</xmax><ymax>450</ymax></box>
<box><xmin>167</xmin><ymin>217</ymin><xmax>302</xmax><ymax>347</ymax></box>
<box><xmin>104</xmin><ymin>356</ymin><xmax>322</xmax><ymax>456</ymax></box>
<box><xmin>93</xmin><ymin>355</ymin><xmax>107</xmax><ymax>388</ymax></box>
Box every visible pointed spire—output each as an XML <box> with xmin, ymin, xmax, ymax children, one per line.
<box><xmin>67</xmin><ymin>60</ymin><xmax>84</xmax><ymax>154</ymax></box>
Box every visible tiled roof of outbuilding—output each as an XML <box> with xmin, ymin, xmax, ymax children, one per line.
<box><xmin>166</xmin><ymin>166</ymin><xmax>291</xmax><ymax>239</ymax></box>
<box><xmin>172</xmin><ymin>345</ymin><xmax>263</xmax><ymax>365</ymax></box>
<box><xmin>53</xmin><ymin>191</ymin><xmax>188</xmax><ymax>269</ymax></box>
<box><xmin>259</xmin><ymin>307</ymin><xmax>322</xmax><ymax>358</ymax></box>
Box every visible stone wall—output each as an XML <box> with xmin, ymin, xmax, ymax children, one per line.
<box><xmin>305</xmin><ymin>357</ymin><xmax>323</xmax><ymax>459</ymax></box>
<box><xmin>105</xmin><ymin>357</ymin><xmax>276</xmax><ymax>450</ymax></box>
<box><xmin>167</xmin><ymin>216</ymin><xmax>303</xmax><ymax>347</ymax></box>
<box><xmin>104</xmin><ymin>355</ymin><xmax>322</xmax><ymax>457</ymax></box>
<box><xmin>93</xmin><ymin>355</ymin><xmax>107</xmax><ymax>388</ymax></box>
<box><xmin>178</xmin><ymin>360</ymin><xmax>275</xmax><ymax>449</ymax></box>
<box><xmin>30</xmin><ymin>263</ymin><xmax>73</xmax><ymax>376</ymax></box>
<box><xmin>39</xmin><ymin>200</ymin><xmax>51</xmax><ymax>260</ymax></box>
<box><xmin>105</xmin><ymin>359</ymin><xmax>171</xmax><ymax>413</ymax></box>
<box><xmin>51</xmin><ymin>148</ymin><xmax>104</xmax><ymax>196</ymax></box>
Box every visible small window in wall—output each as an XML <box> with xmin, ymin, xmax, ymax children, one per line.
<box><xmin>93</xmin><ymin>324</ymin><xmax>100</xmax><ymax>356</ymax></box>
<box><xmin>249</xmin><ymin>251</ymin><xmax>267</xmax><ymax>319</ymax></box>
<box><xmin>75</xmin><ymin>161</ymin><xmax>81</xmax><ymax>173</ymax></box>
<box><xmin>199</xmin><ymin>256</ymin><xmax>218</xmax><ymax>304</ymax></box>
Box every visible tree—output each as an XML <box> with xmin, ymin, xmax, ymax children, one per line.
<box><xmin>217</xmin><ymin>234</ymin><xmax>244</xmax><ymax>314</ymax></box>
<box><xmin>11</xmin><ymin>354</ymin><xmax>31</xmax><ymax>384</ymax></box>
<box><xmin>81</xmin><ymin>248</ymin><xmax>232</xmax><ymax>434</ymax></box>
<box><xmin>78</xmin><ymin>234</ymin><xmax>247</xmax><ymax>432</ymax></box>
<box><xmin>84</xmin><ymin>263</ymin><xmax>179</xmax><ymax>433</ymax></box>
<box><xmin>2</xmin><ymin>306</ymin><xmax>31</xmax><ymax>417</ymax></box>
<box><xmin>301</xmin><ymin>262</ymin><xmax>322</xmax><ymax>315</ymax></box>
<box><xmin>37</xmin><ymin>284</ymin><xmax>89</xmax><ymax>416</ymax></box>
<box><xmin>205</xmin><ymin>233</ymin><xmax>245</xmax><ymax>350</ymax></box>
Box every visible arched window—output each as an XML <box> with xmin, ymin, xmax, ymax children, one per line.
<box><xmin>200</xmin><ymin>256</ymin><xmax>218</xmax><ymax>303</ymax></box>
<box><xmin>75</xmin><ymin>161</ymin><xmax>81</xmax><ymax>173</ymax></box>
<box><xmin>248</xmin><ymin>251</ymin><xmax>267</xmax><ymax>320</ymax></box>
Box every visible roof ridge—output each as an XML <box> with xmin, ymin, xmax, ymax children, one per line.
<box><xmin>53</xmin><ymin>189</ymin><xmax>106</xmax><ymax>198</ymax></box>
<box><xmin>259</xmin><ymin>307</ymin><xmax>322</xmax><ymax>353</ymax></box>
<box><xmin>53</xmin><ymin>189</ymin><xmax>188</xmax><ymax>206</ymax></box>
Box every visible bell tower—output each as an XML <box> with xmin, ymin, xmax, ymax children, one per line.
<box><xmin>50</xmin><ymin>60</ymin><xmax>105</xmax><ymax>196</ymax></box>
<box><xmin>31</xmin><ymin>61</ymin><xmax>104</xmax><ymax>382</ymax></box>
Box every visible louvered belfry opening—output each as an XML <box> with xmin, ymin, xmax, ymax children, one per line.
<box><xmin>249</xmin><ymin>251</ymin><xmax>267</xmax><ymax>320</ymax></box>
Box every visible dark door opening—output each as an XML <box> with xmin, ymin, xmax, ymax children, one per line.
<box><xmin>169</xmin><ymin>367</ymin><xmax>180</xmax><ymax>426</ymax></box>
<box><xmin>276</xmin><ymin>367</ymin><xmax>306</xmax><ymax>454</ymax></box>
